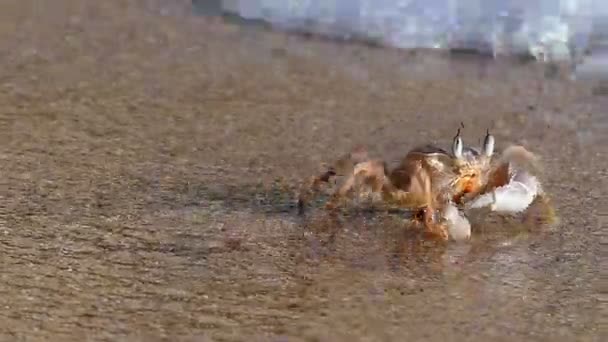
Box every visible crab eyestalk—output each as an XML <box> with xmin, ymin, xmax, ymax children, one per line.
<box><xmin>482</xmin><ymin>129</ymin><xmax>495</xmax><ymax>158</ymax></box>
<box><xmin>452</xmin><ymin>128</ymin><xmax>463</xmax><ymax>160</ymax></box>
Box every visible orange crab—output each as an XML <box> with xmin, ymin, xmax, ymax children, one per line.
<box><xmin>298</xmin><ymin>128</ymin><xmax>552</xmax><ymax>242</ymax></box>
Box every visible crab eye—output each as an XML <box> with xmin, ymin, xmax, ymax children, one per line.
<box><xmin>452</xmin><ymin>129</ymin><xmax>463</xmax><ymax>159</ymax></box>
<box><xmin>482</xmin><ymin>129</ymin><xmax>495</xmax><ymax>157</ymax></box>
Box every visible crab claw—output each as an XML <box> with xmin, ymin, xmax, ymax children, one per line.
<box><xmin>442</xmin><ymin>202</ymin><xmax>471</xmax><ymax>241</ymax></box>
<box><xmin>465</xmin><ymin>168</ymin><xmax>540</xmax><ymax>213</ymax></box>
<box><xmin>418</xmin><ymin>202</ymin><xmax>471</xmax><ymax>242</ymax></box>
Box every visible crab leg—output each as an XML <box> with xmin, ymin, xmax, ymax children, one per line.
<box><xmin>297</xmin><ymin>168</ymin><xmax>336</xmax><ymax>212</ymax></box>
<box><xmin>393</xmin><ymin>161</ymin><xmax>452</xmax><ymax>241</ymax></box>
<box><xmin>297</xmin><ymin>146</ymin><xmax>371</xmax><ymax>211</ymax></box>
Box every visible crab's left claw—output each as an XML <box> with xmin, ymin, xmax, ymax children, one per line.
<box><xmin>442</xmin><ymin>202</ymin><xmax>471</xmax><ymax>241</ymax></box>
<box><xmin>465</xmin><ymin>169</ymin><xmax>540</xmax><ymax>213</ymax></box>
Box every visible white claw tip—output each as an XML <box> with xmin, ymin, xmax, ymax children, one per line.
<box><xmin>452</xmin><ymin>128</ymin><xmax>463</xmax><ymax>159</ymax></box>
<box><xmin>443</xmin><ymin>202</ymin><xmax>471</xmax><ymax>241</ymax></box>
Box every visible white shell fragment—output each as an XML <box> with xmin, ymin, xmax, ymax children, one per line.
<box><xmin>442</xmin><ymin>202</ymin><xmax>471</xmax><ymax>241</ymax></box>
<box><xmin>466</xmin><ymin>169</ymin><xmax>540</xmax><ymax>214</ymax></box>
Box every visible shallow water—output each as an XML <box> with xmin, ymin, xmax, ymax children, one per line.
<box><xmin>0</xmin><ymin>1</ymin><xmax>604</xmax><ymax>341</ymax></box>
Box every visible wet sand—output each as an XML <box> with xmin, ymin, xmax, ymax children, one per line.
<box><xmin>0</xmin><ymin>1</ymin><xmax>604</xmax><ymax>341</ymax></box>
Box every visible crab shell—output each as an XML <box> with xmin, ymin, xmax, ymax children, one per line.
<box><xmin>395</xmin><ymin>145</ymin><xmax>487</xmax><ymax>205</ymax></box>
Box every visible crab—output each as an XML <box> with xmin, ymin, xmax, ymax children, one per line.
<box><xmin>297</xmin><ymin>128</ymin><xmax>552</xmax><ymax>242</ymax></box>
